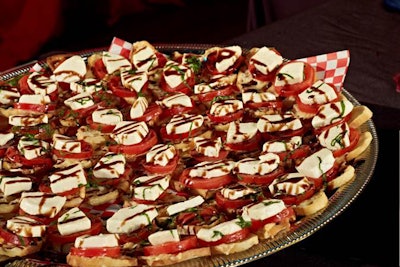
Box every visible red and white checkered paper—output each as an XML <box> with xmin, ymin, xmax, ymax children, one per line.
<box><xmin>29</xmin><ymin>62</ymin><xmax>44</xmax><ymax>72</ymax></box>
<box><xmin>297</xmin><ymin>50</ymin><xmax>350</xmax><ymax>90</ymax></box>
<box><xmin>108</xmin><ymin>37</ymin><xmax>133</xmax><ymax>59</ymax></box>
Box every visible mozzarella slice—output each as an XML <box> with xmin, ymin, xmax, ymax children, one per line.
<box><xmin>226</xmin><ymin>122</ymin><xmax>258</xmax><ymax>144</ymax></box>
<box><xmin>270</xmin><ymin>172</ymin><xmax>310</xmax><ymax>196</ymax></box>
<box><xmin>9</xmin><ymin>114</ymin><xmax>48</xmax><ymax>126</ymax></box>
<box><xmin>0</xmin><ymin>176</ymin><xmax>32</xmax><ymax>197</ymax></box>
<box><xmin>158</xmin><ymin>92</ymin><xmax>193</xmax><ymax>108</ymax></box>
<box><xmin>148</xmin><ymin>229</ymin><xmax>180</xmax><ymax>246</ymax></box>
<box><xmin>7</xmin><ymin>216</ymin><xmax>46</xmax><ymax>237</ymax></box>
<box><xmin>49</xmin><ymin>163</ymin><xmax>87</xmax><ymax>194</ymax></box>
<box><xmin>52</xmin><ymin>133</ymin><xmax>82</xmax><ymax>153</ymax></box>
<box><xmin>132</xmin><ymin>175</ymin><xmax>171</xmax><ymax>201</ymax></box>
<box><xmin>242</xmin><ymin>91</ymin><xmax>276</xmax><ymax>104</ymax></box>
<box><xmin>146</xmin><ymin>144</ymin><xmax>176</xmax><ymax>166</ymax></box>
<box><xmin>166</xmin><ymin>195</ymin><xmax>205</xmax><ymax>216</ymax></box>
<box><xmin>131</xmin><ymin>45</ymin><xmax>158</xmax><ymax>72</ymax></box>
<box><xmin>250</xmin><ymin>46</ymin><xmax>283</xmax><ymax>74</ymax></box>
<box><xmin>295</xmin><ymin>148</ymin><xmax>335</xmax><ymax>178</ymax></box>
<box><xmin>0</xmin><ymin>132</ymin><xmax>14</xmax><ymax>146</ymax></box>
<box><xmin>64</xmin><ymin>92</ymin><xmax>95</xmax><ymax>111</ymax></box>
<box><xmin>257</xmin><ymin>112</ymin><xmax>302</xmax><ymax>133</ymax></box>
<box><xmin>130</xmin><ymin>96</ymin><xmax>148</xmax><ymax>119</ymax></box>
<box><xmin>111</xmin><ymin>121</ymin><xmax>149</xmax><ymax>146</ymax></box>
<box><xmin>93</xmin><ymin>152</ymin><xmax>126</xmax><ymax>179</ymax></box>
<box><xmin>106</xmin><ymin>204</ymin><xmax>158</xmax><ymax>234</ymax></box>
<box><xmin>92</xmin><ymin>108</ymin><xmax>123</xmax><ymax>125</ymax></box>
<box><xmin>19</xmin><ymin>192</ymin><xmax>66</xmax><ymax>218</ymax></box>
<box><xmin>166</xmin><ymin>114</ymin><xmax>204</xmax><ymax>135</ymax></box>
<box><xmin>74</xmin><ymin>233</ymin><xmax>119</xmax><ymax>248</ymax></box>
<box><xmin>298</xmin><ymin>80</ymin><xmax>338</xmax><ymax>105</ymax></box>
<box><xmin>27</xmin><ymin>72</ymin><xmax>57</xmax><ymax>95</ymax></box>
<box><xmin>210</xmin><ymin>99</ymin><xmax>243</xmax><ymax>116</ymax></box>
<box><xmin>163</xmin><ymin>61</ymin><xmax>193</xmax><ymax>89</ymax></box>
<box><xmin>0</xmin><ymin>86</ymin><xmax>20</xmax><ymax>104</ymax></box>
<box><xmin>274</xmin><ymin>61</ymin><xmax>305</xmax><ymax>87</ymax></box>
<box><xmin>214</xmin><ymin>46</ymin><xmax>242</xmax><ymax>73</ymax></box>
<box><xmin>17</xmin><ymin>137</ymin><xmax>50</xmax><ymax>160</ymax></box>
<box><xmin>53</xmin><ymin>55</ymin><xmax>87</xmax><ymax>83</ymax></box>
<box><xmin>318</xmin><ymin>122</ymin><xmax>351</xmax><ymax>151</ymax></box>
<box><xmin>312</xmin><ymin>99</ymin><xmax>354</xmax><ymax>129</ymax></box>
<box><xmin>196</xmin><ymin>218</ymin><xmax>243</xmax><ymax>242</ymax></box>
<box><xmin>120</xmin><ymin>68</ymin><xmax>148</xmax><ymax>93</ymax></box>
<box><xmin>189</xmin><ymin>160</ymin><xmax>234</xmax><ymax>179</ymax></box>
<box><xmin>193</xmin><ymin>136</ymin><xmax>222</xmax><ymax>158</ymax></box>
<box><xmin>102</xmin><ymin>51</ymin><xmax>132</xmax><ymax>74</ymax></box>
<box><xmin>70</xmin><ymin>78</ymin><xmax>103</xmax><ymax>94</ymax></box>
<box><xmin>234</xmin><ymin>154</ymin><xmax>280</xmax><ymax>175</ymax></box>
<box><xmin>262</xmin><ymin>136</ymin><xmax>302</xmax><ymax>153</ymax></box>
<box><xmin>242</xmin><ymin>199</ymin><xmax>286</xmax><ymax>221</ymax></box>
<box><xmin>57</xmin><ymin>207</ymin><xmax>91</xmax><ymax>236</ymax></box>
<box><xmin>221</xmin><ymin>184</ymin><xmax>256</xmax><ymax>200</ymax></box>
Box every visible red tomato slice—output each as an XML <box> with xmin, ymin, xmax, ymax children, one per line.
<box><xmin>52</xmin><ymin>140</ymin><xmax>93</xmax><ymax>159</ymax></box>
<box><xmin>18</xmin><ymin>75</ymin><xmax>34</xmax><ymax>95</ymax></box>
<box><xmin>204</xmin><ymin>49</ymin><xmax>244</xmax><ymax>76</ymax></box>
<box><xmin>224</xmin><ymin>132</ymin><xmax>262</xmax><ymax>152</ymax></box>
<box><xmin>237</xmin><ymin>166</ymin><xmax>285</xmax><ymax>185</ymax></box>
<box><xmin>0</xmin><ymin>223</ymin><xmax>35</xmax><ymax>246</ymax></box>
<box><xmin>198</xmin><ymin>228</ymin><xmax>250</xmax><ymax>247</ymax></box>
<box><xmin>92</xmin><ymin>58</ymin><xmax>107</xmax><ymax>80</ymax></box>
<box><xmin>261</xmin><ymin>127</ymin><xmax>307</xmax><ymax>141</ymax></box>
<box><xmin>159</xmin><ymin>125</ymin><xmax>203</xmax><ymax>142</ymax></box>
<box><xmin>215</xmin><ymin>191</ymin><xmax>254</xmax><ymax>211</ymax></box>
<box><xmin>143</xmin><ymin>154</ymin><xmax>179</xmax><ymax>174</ymax></box>
<box><xmin>5</xmin><ymin>146</ymin><xmax>53</xmax><ymax>168</ymax></box>
<box><xmin>197</xmin><ymin>85</ymin><xmax>236</xmax><ymax>102</ymax></box>
<box><xmin>86</xmin><ymin>116</ymin><xmax>116</xmax><ymax>133</ymax></box>
<box><xmin>160</xmin><ymin>70</ymin><xmax>195</xmax><ymax>95</ymax></box>
<box><xmin>179</xmin><ymin>169</ymin><xmax>234</xmax><ymax>190</ymax></box>
<box><xmin>69</xmin><ymin>246</ymin><xmax>121</xmax><ymax>258</ymax></box>
<box><xmin>143</xmin><ymin>236</ymin><xmax>198</xmax><ymax>256</ymax></box>
<box><xmin>250</xmin><ymin>207</ymin><xmax>295</xmax><ymax>232</ymax></box>
<box><xmin>133</xmin><ymin>103</ymin><xmax>163</xmax><ymax>123</ymax></box>
<box><xmin>273</xmin><ymin>182</ymin><xmax>316</xmax><ymax>206</ymax></box>
<box><xmin>47</xmin><ymin>218</ymin><xmax>103</xmax><ymax>245</ymax></box>
<box><xmin>108</xmin><ymin>76</ymin><xmax>138</xmax><ymax>98</ymax></box>
<box><xmin>118</xmin><ymin>226</ymin><xmax>153</xmax><ymax>244</ymax></box>
<box><xmin>14</xmin><ymin>102</ymin><xmax>56</xmax><ymax>113</ymax></box>
<box><xmin>248</xmin><ymin>48</ymin><xmax>282</xmax><ymax>82</ymax></box>
<box><xmin>207</xmin><ymin>110</ymin><xmax>244</xmax><ymax>124</ymax></box>
<box><xmin>190</xmin><ymin>149</ymin><xmax>229</xmax><ymax>162</ymax></box>
<box><xmin>161</xmin><ymin>103</ymin><xmax>195</xmax><ymax>119</ymax></box>
<box><xmin>332</xmin><ymin>127</ymin><xmax>361</xmax><ymax>158</ymax></box>
<box><xmin>276</xmin><ymin>144</ymin><xmax>312</xmax><ymax>161</ymax></box>
<box><xmin>108</xmin><ymin>129</ymin><xmax>158</xmax><ymax>155</ymax></box>
<box><xmin>274</xmin><ymin>61</ymin><xmax>315</xmax><ymax>97</ymax></box>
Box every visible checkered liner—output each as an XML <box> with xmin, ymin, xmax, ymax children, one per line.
<box><xmin>297</xmin><ymin>50</ymin><xmax>350</xmax><ymax>89</ymax></box>
<box><xmin>29</xmin><ymin>62</ymin><xmax>44</xmax><ymax>72</ymax></box>
<box><xmin>108</xmin><ymin>37</ymin><xmax>133</xmax><ymax>59</ymax></box>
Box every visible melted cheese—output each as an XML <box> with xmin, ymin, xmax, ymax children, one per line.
<box><xmin>196</xmin><ymin>218</ymin><xmax>243</xmax><ymax>242</ymax></box>
<box><xmin>17</xmin><ymin>137</ymin><xmax>50</xmax><ymax>160</ymax></box>
<box><xmin>0</xmin><ymin>86</ymin><xmax>20</xmax><ymax>104</ymax></box>
<box><xmin>158</xmin><ymin>92</ymin><xmax>192</xmax><ymax>108</ymax></box>
<box><xmin>9</xmin><ymin>114</ymin><xmax>48</xmax><ymax>126</ymax></box>
<box><xmin>132</xmin><ymin>175</ymin><xmax>170</xmax><ymax>201</ymax></box>
<box><xmin>52</xmin><ymin>133</ymin><xmax>82</xmax><ymax>153</ymax></box>
<box><xmin>70</xmin><ymin>78</ymin><xmax>103</xmax><ymax>94</ymax></box>
<box><xmin>242</xmin><ymin>91</ymin><xmax>276</xmax><ymax>104</ymax></box>
<box><xmin>214</xmin><ymin>46</ymin><xmax>242</xmax><ymax>73</ymax></box>
<box><xmin>163</xmin><ymin>61</ymin><xmax>193</xmax><ymax>88</ymax></box>
<box><xmin>148</xmin><ymin>229</ymin><xmax>180</xmax><ymax>246</ymax></box>
<box><xmin>166</xmin><ymin>195</ymin><xmax>204</xmax><ymax>216</ymax></box>
<box><xmin>221</xmin><ymin>184</ymin><xmax>256</xmax><ymax>200</ymax></box>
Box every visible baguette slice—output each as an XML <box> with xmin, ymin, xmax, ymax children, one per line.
<box><xmin>327</xmin><ymin>165</ymin><xmax>355</xmax><ymax>190</ymax></box>
<box><xmin>66</xmin><ymin>254</ymin><xmax>138</xmax><ymax>267</ymax></box>
<box><xmin>345</xmin><ymin>131</ymin><xmax>373</xmax><ymax>161</ymax></box>
<box><xmin>348</xmin><ymin>105</ymin><xmax>373</xmax><ymax>128</ymax></box>
<box><xmin>140</xmin><ymin>247</ymin><xmax>211</xmax><ymax>266</ymax></box>
<box><xmin>256</xmin><ymin>217</ymin><xmax>293</xmax><ymax>240</ymax></box>
<box><xmin>210</xmin><ymin>233</ymin><xmax>259</xmax><ymax>255</ymax></box>
<box><xmin>293</xmin><ymin>190</ymin><xmax>329</xmax><ymax>216</ymax></box>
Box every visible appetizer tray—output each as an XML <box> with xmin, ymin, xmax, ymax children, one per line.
<box><xmin>0</xmin><ymin>43</ymin><xmax>378</xmax><ymax>267</ymax></box>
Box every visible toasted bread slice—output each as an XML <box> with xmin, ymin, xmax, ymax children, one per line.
<box><xmin>210</xmin><ymin>233</ymin><xmax>259</xmax><ymax>255</ymax></box>
<box><xmin>345</xmin><ymin>131</ymin><xmax>373</xmax><ymax>161</ymax></box>
<box><xmin>294</xmin><ymin>190</ymin><xmax>329</xmax><ymax>216</ymax></box>
<box><xmin>327</xmin><ymin>165</ymin><xmax>355</xmax><ymax>190</ymax></box>
<box><xmin>0</xmin><ymin>240</ymin><xmax>43</xmax><ymax>258</ymax></box>
<box><xmin>67</xmin><ymin>254</ymin><xmax>138</xmax><ymax>267</ymax></box>
<box><xmin>256</xmin><ymin>219</ymin><xmax>292</xmax><ymax>240</ymax></box>
<box><xmin>348</xmin><ymin>105</ymin><xmax>373</xmax><ymax>128</ymax></box>
<box><xmin>140</xmin><ymin>247</ymin><xmax>211</xmax><ymax>266</ymax></box>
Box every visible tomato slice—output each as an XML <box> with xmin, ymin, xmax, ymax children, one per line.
<box><xmin>14</xmin><ymin>102</ymin><xmax>56</xmax><ymax>113</ymax></box>
<box><xmin>118</xmin><ymin>226</ymin><xmax>153</xmax><ymax>244</ymax></box>
<box><xmin>47</xmin><ymin>218</ymin><xmax>103</xmax><ymax>245</ymax></box>
<box><xmin>143</xmin><ymin>154</ymin><xmax>179</xmax><ymax>174</ymax></box>
<box><xmin>108</xmin><ymin>129</ymin><xmax>158</xmax><ymax>155</ymax></box>
<box><xmin>274</xmin><ymin>61</ymin><xmax>315</xmax><ymax>97</ymax></box>
<box><xmin>18</xmin><ymin>75</ymin><xmax>34</xmax><ymax>95</ymax></box>
<box><xmin>275</xmin><ymin>144</ymin><xmax>312</xmax><ymax>161</ymax></box>
<box><xmin>92</xmin><ymin>58</ymin><xmax>108</xmax><ymax>80</ymax></box>
<box><xmin>190</xmin><ymin>149</ymin><xmax>229</xmax><ymax>162</ymax></box>
<box><xmin>198</xmin><ymin>228</ymin><xmax>250</xmax><ymax>247</ymax></box>
<box><xmin>204</xmin><ymin>49</ymin><xmax>244</xmax><ymax>76</ymax></box>
<box><xmin>86</xmin><ymin>116</ymin><xmax>116</xmax><ymax>133</ymax></box>
<box><xmin>207</xmin><ymin>110</ymin><xmax>244</xmax><ymax>124</ymax></box>
<box><xmin>159</xmin><ymin>125</ymin><xmax>203</xmax><ymax>142</ymax></box>
<box><xmin>196</xmin><ymin>85</ymin><xmax>236</xmax><ymax>103</ymax></box>
<box><xmin>0</xmin><ymin>222</ymin><xmax>35</xmax><ymax>246</ymax></box>
<box><xmin>179</xmin><ymin>169</ymin><xmax>234</xmax><ymax>190</ymax></box>
<box><xmin>237</xmin><ymin>166</ymin><xmax>285</xmax><ymax>185</ymax></box>
<box><xmin>108</xmin><ymin>76</ymin><xmax>138</xmax><ymax>98</ymax></box>
<box><xmin>332</xmin><ymin>127</ymin><xmax>361</xmax><ymax>158</ymax></box>
<box><xmin>5</xmin><ymin>146</ymin><xmax>53</xmax><ymax>167</ymax></box>
<box><xmin>143</xmin><ymin>236</ymin><xmax>198</xmax><ymax>256</ymax></box>
<box><xmin>224</xmin><ymin>132</ymin><xmax>262</xmax><ymax>152</ymax></box>
<box><xmin>261</xmin><ymin>127</ymin><xmax>307</xmax><ymax>141</ymax></box>
<box><xmin>215</xmin><ymin>191</ymin><xmax>254</xmax><ymax>211</ymax></box>
<box><xmin>273</xmin><ymin>182</ymin><xmax>316</xmax><ymax>206</ymax></box>
<box><xmin>52</xmin><ymin>140</ymin><xmax>93</xmax><ymax>159</ymax></box>
<box><xmin>250</xmin><ymin>207</ymin><xmax>295</xmax><ymax>232</ymax></box>
<box><xmin>69</xmin><ymin>246</ymin><xmax>121</xmax><ymax>258</ymax></box>
<box><xmin>160</xmin><ymin>71</ymin><xmax>195</xmax><ymax>95</ymax></box>
<box><xmin>133</xmin><ymin>103</ymin><xmax>163</xmax><ymax>123</ymax></box>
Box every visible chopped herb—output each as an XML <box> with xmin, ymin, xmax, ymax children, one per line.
<box><xmin>262</xmin><ymin>200</ymin><xmax>281</xmax><ymax>206</ymax></box>
<box><xmin>330</xmin><ymin>100</ymin><xmax>346</xmax><ymax>124</ymax></box>
<box><xmin>212</xmin><ymin>230</ymin><xmax>224</xmax><ymax>238</ymax></box>
<box><xmin>185</xmin><ymin>56</ymin><xmax>201</xmax><ymax>74</ymax></box>
<box><xmin>331</xmin><ymin>131</ymin><xmax>347</xmax><ymax>148</ymax></box>
<box><xmin>236</xmin><ymin>216</ymin><xmax>251</xmax><ymax>229</ymax></box>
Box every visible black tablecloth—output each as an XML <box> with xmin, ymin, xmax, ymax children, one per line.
<box><xmin>224</xmin><ymin>0</ymin><xmax>399</xmax><ymax>266</ymax></box>
<box><xmin>227</xmin><ymin>0</ymin><xmax>400</xmax><ymax>130</ymax></box>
